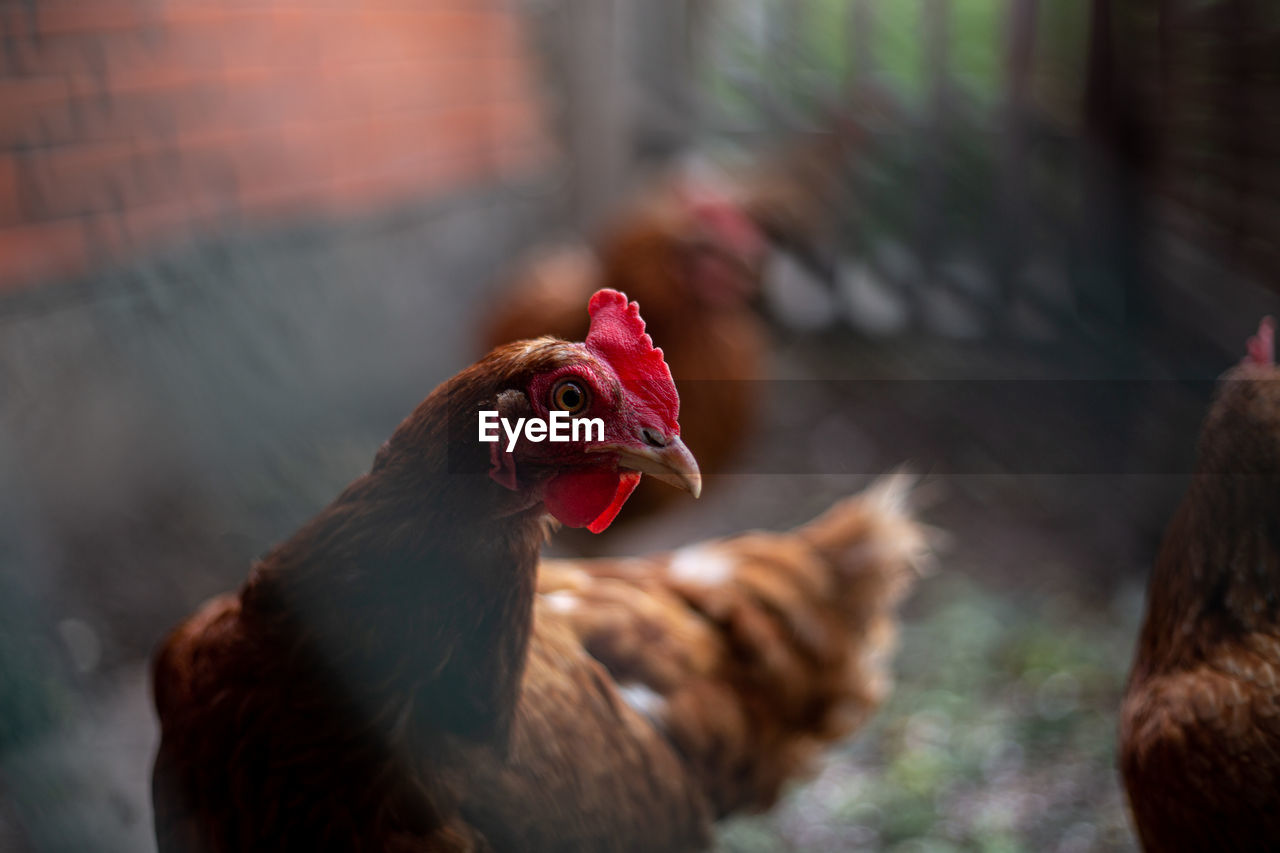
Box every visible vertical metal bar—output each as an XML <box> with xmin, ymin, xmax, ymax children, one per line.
<box><xmin>763</xmin><ymin>0</ymin><xmax>801</xmax><ymax>134</ymax></box>
<box><xmin>849</xmin><ymin>0</ymin><xmax>876</xmax><ymax>84</ymax></box>
<box><xmin>923</xmin><ymin>0</ymin><xmax>950</xmax><ymax>114</ymax></box>
<box><xmin>995</xmin><ymin>0</ymin><xmax>1038</xmax><ymax>334</ymax></box>
<box><xmin>629</xmin><ymin>0</ymin><xmax>699</xmax><ymax>163</ymax></box>
<box><xmin>788</xmin><ymin>0</ymin><xmax>809</xmax><ymax>129</ymax></box>
<box><xmin>1080</xmin><ymin>0</ymin><xmax>1150</xmax><ymax>339</ymax></box>
<box><xmin>565</xmin><ymin>0</ymin><xmax>628</xmax><ymax>228</ymax></box>
<box><xmin>913</xmin><ymin>0</ymin><xmax>950</xmax><ymax>316</ymax></box>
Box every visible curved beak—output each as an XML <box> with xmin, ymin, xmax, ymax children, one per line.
<box><xmin>606</xmin><ymin>437</ymin><xmax>702</xmax><ymax>499</ymax></box>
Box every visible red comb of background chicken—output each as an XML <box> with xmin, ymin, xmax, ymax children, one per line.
<box><xmin>584</xmin><ymin>289</ymin><xmax>681</xmax><ymax>435</ymax></box>
<box><xmin>1245</xmin><ymin>316</ymin><xmax>1275</xmax><ymax>367</ymax></box>
<box><xmin>689</xmin><ymin>191</ymin><xmax>765</xmax><ymax>262</ymax></box>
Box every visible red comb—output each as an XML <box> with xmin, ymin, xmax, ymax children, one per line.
<box><xmin>1245</xmin><ymin>316</ymin><xmax>1275</xmax><ymax>367</ymax></box>
<box><xmin>584</xmin><ymin>289</ymin><xmax>680</xmax><ymax>434</ymax></box>
<box><xmin>678</xmin><ymin>180</ymin><xmax>765</xmax><ymax>261</ymax></box>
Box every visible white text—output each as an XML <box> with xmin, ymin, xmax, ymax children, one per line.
<box><xmin>478</xmin><ymin>410</ymin><xmax>604</xmax><ymax>451</ymax></box>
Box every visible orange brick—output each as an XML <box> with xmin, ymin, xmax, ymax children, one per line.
<box><xmin>295</xmin><ymin>58</ymin><xmax>464</xmax><ymax>118</ymax></box>
<box><xmin>355</xmin><ymin>0</ymin><xmax>504</xmax><ymax>10</ymax></box>
<box><xmin>0</xmin><ymin>156</ymin><xmax>19</xmax><ymax>225</ymax></box>
<box><xmin>0</xmin><ymin>1</ymin><xmax>550</xmax><ymax>279</ymax></box>
<box><xmin>80</xmin><ymin>195</ymin><xmax>236</xmax><ymax>268</ymax></box>
<box><xmin>0</xmin><ymin>76</ymin><xmax>73</xmax><ymax>112</ymax></box>
<box><xmin>0</xmin><ymin>80</ymin><xmax>208</xmax><ymax>148</ymax></box>
<box><xmin>99</xmin><ymin>26</ymin><xmax>200</xmax><ymax>75</ymax></box>
<box><xmin>113</xmin><ymin>198</ymin><xmax>199</xmax><ymax>256</ymax></box>
<box><xmin>0</xmin><ymin>96</ymin><xmax>75</xmax><ymax>148</ymax></box>
<box><xmin>0</xmin><ymin>32</ymin><xmax>80</xmax><ymax>77</ymax></box>
<box><xmin>319</xmin><ymin>9</ymin><xmax>508</xmax><ymax>67</ymax></box>
<box><xmin>14</xmin><ymin>14</ymin><xmax>247</xmax><ymax>80</ymax></box>
<box><xmin>35</xmin><ymin>1</ymin><xmax>163</xmax><ymax>35</ymax></box>
<box><xmin>20</xmin><ymin>136</ymin><xmax>236</xmax><ymax>222</ymax></box>
<box><xmin>68</xmin><ymin>64</ymin><xmax>205</xmax><ymax>100</ymax></box>
<box><xmin>175</xmin><ymin>7</ymin><xmax>325</xmax><ymax>70</ymax></box>
<box><xmin>0</xmin><ymin>218</ymin><xmax>88</xmax><ymax>291</ymax></box>
<box><xmin>319</xmin><ymin>149</ymin><xmax>478</xmax><ymax>214</ymax></box>
<box><xmin>17</xmin><ymin>140</ymin><xmax>135</xmax><ymax>219</ymax></box>
<box><xmin>233</xmin><ymin>150</ymin><xmax>329</xmax><ymax>212</ymax></box>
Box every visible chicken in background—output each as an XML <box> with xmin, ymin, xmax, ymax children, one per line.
<box><xmin>481</xmin><ymin>94</ymin><xmax>891</xmax><ymax>537</ymax></box>
<box><xmin>152</xmin><ymin>289</ymin><xmax>927</xmax><ymax>851</ymax></box>
<box><xmin>1120</xmin><ymin>317</ymin><xmax>1280</xmax><ymax>851</ymax></box>
<box><xmin>482</xmin><ymin>173</ymin><xmax>771</xmax><ymax>529</ymax></box>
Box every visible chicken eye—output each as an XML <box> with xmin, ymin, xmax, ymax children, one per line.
<box><xmin>552</xmin><ymin>379</ymin><xmax>589</xmax><ymax>415</ymax></box>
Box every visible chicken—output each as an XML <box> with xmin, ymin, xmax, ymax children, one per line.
<box><xmin>1119</xmin><ymin>316</ymin><xmax>1280</xmax><ymax>852</ymax></box>
<box><xmin>520</xmin><ymin>476</ymin><xmax>923</xmax><ymax>826</ymax></box>
<box><xmin>481</xmin><ymin>174</ymin><xmax>769</xmax><ymax>527</ymax></box>
<box><xmin>152</xmin><ymin>288</ymin><xmax>926</xmax><ymax>852</ymax></box>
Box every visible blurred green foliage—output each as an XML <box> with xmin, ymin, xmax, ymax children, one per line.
<box><xmin>714</xmin><ymin>0</ymin><xmax>1089</xmax><ymax>107</ymax></box>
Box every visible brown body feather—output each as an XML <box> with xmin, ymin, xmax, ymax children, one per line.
<box><xmin>1120</xmin><ymin>357</ymin><xmax>1280</xmax><ymax>852</ymax></box>
<box><xmin>530</xmin><ymin>477</ymin><xmax>924</xmax><ymax>819</ymax></box>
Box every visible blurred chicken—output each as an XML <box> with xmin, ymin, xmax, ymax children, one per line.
<box><xmin>482</xmin><ymin>90</ymin><xmax>894</xmax><ymax>534</ymax></box>
<box><xmin>483</xmin><ymin>173</ymin><xmax>770</xmax><ymax>526</ymax></box>
<box><xmin>1120</xmin><ymin>317</ymin><xmax>1280</xmax><ymax>851</ymax></box>
<box><xmin>152</xmin><ymin>289</ymin><xmax>926</xmax><ymax>851</ymax></box>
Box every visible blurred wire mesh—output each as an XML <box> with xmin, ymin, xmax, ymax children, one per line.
<box><xmin>0</xmin><ymin>0</ymin><xmax>1277</xmax><ymax>851</ymax></box>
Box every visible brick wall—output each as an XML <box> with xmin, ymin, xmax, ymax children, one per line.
<box><xmin>0</xmin><ymin>0</ymin><xmax>551</xmax><ymax>290</ymax></box>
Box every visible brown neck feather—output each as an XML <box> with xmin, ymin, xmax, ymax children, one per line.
<box><xmin>240</xmin><ymin>354</ymin><xmax>556</xmax><ymax>746</ymax></box>
<box><xmin>1135</xmin><ymin>372</ymin><xmax>1280</xmax><ymax>677</ymax></box>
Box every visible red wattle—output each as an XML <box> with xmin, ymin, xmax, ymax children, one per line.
<box><xmin>544</xmin><ymin>469</ymin><xmax>642</xmax><ymax>533</ymax></box>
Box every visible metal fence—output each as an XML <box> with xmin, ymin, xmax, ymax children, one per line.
<box><xmin>539</xmin><ymin>0</ymin><xmax>1278</xmax><ymax>359</ymax></box>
